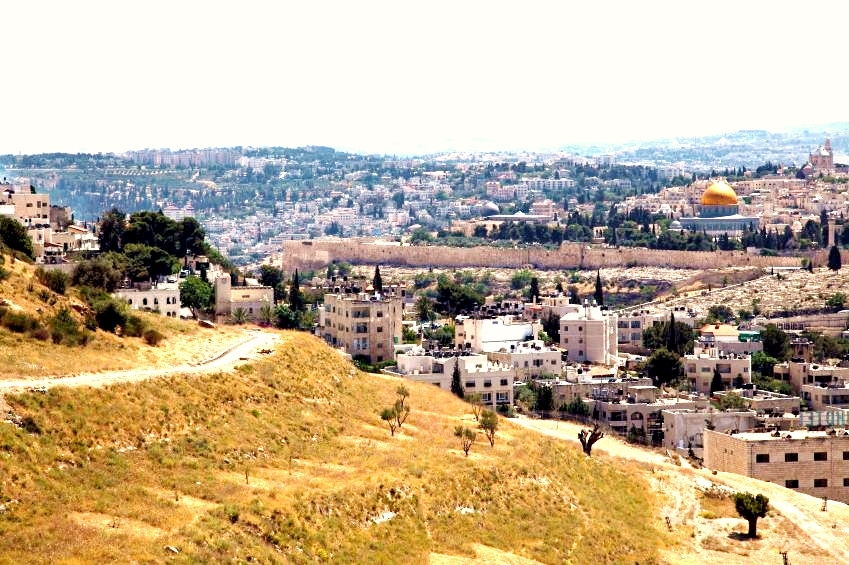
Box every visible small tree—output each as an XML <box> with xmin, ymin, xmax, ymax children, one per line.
<box><xmin>393</xmin><ymin>399</ymin><xmax>410</xmax><ymax>429</ymax></box>
<box><xmin>828</xmin><ymin>245</ymin><xmax>842</xmax><ymax>272</ymax></box>
<box><xmin>529</xmin><ymin>277</ymin><xmax>540</xmax><ymax>302</ymax></box>
<box><xmin>454</xmin><ymin>425</ymin><xmax>475</xmax><ymax>456</ymax></box>
<box><xmin>373</xmin><ymin>265</ymin><xmax>383</xmax><ymax>293</ymax></box>
<box><xmin>467</xmin><ymin>392</ymin><xmax>484</xmax><ymax>422</ymax></box>
<box><xmin>710</xmin><ymin>367</ymin><xmax>724</xmax><ymax>395</ymax></box>
<box><xmin>450</xmin><ymin>360</ymin><xmax>464</xmax><ymax>399</ymax></box>
<box><xmin>480</xmin><ymin>410</ymin><xmax>498</xmax><ymax>447</ymax></box>
<box><xmin>381</xmin><ymin>407</ymin><xmax>399</xmax><ymax>436</ymax></box>
<box><xmin>732</xmin><ymin>491</ymin><xmax>769</xmax><ymax>538</ymax></box>
<box><xmin>578</xmin><ymin>424</ymin><xmax>605</xmax><ymax>456</ymax></box>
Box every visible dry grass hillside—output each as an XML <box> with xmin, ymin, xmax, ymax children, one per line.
<box><xmin>0</xmin><ymin>255</ymin><xmax>254</xmax><ymax>379</ymax></box>
<box><xmin>0</xmin><ymin>331</ymin><xmax>671</xmax><ymax>564</ymax></box>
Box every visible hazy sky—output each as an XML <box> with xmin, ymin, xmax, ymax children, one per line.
<box><xmin>4</xmin><ymin>1</ymin><xmax>846</xmax><ymax>155</ymax></box>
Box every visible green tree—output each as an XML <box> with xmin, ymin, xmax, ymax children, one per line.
<box><xmin>454</xmin><ymin>425</ymin><xmax>475</xmax><ymax>456</ymax></box>
<box><xmin>97</xmin><ymin>207</ymin><xmax>126</xmax><ymax>253</ymax></box>
<box><xmin>529</xmin><ymin>277</ymin><xmax>540</xmax><ymax>302</ymax></box>
<box><xmin>258</xmin><ymin>265</ymin><xmax>285</xmax><ymax>302</ymax></box>
<box><xmin>594</xmin><ymin>270</ymin><xmax>604</xmax><ymax>306</ymax></box>
<box><xmin>511</xmin><ymin>268</ymin><xmax>533</xmax><ymax>290</ymax></box>
<box><xmin>828</xmin><ymin>245</ymin><xmax>842</xmax><ymax>271</ymax></box>
<box><xmin>710</xmin><ymin>368</ymin><xmax>724</xmax><ymax>394</ymax></box>
<box><xmin>761</xmin><ymin>324</ymin><xmax>789</xmax><ymax>360</ymax></box>
<box><xmin>751</xmin><ymin>351</ymin><xmax>779</xmax><ymax>378</ymax></box>
<box><xmin>179</xmin><ymin>276</ymin><xmax>213</xmax><ymax>319</ymax></box>
<box><xmin>645</xmin><ymin>347</ymin><xmax>682</xmax><ymax>387</ymax></box>
<box><xmin>717</xmin><ymin>392</ymin><xmax>749</xmax><ymax>410</ymax></box>
<box><xmin>541</xmin><ymin>310</ymin><xmax>560</xmax><ymax>344</ymax></box>
<box><xmin>274</xmin><ymin>304</ymin><xmax>298</xmax><ymax>329</ymax></box>
<box><xmin>381</xmin><ymin>407</ymin><xmax>399</xmax><ymax>436</ymax></box>
<box><xmin>467</xmin><ymin>392</ymin><xmax>484</xmax><ymax>422</ymax></box>
<box><xmin>480</xmin><ymin>410</ymin><xmax>498</xmax><ymax>446</ymax></box>
<box><xmin>450</xmin><ymin>361</ymin><xmax>464</xmax><ymax>399</ymax></box>
<box><xmin>410</xmin><ymin>228</ymin><xmax>433</xmax><ymax>245</ymax></box>
<box><xmin>415</xmin><ymin>296</ymin><xmax>435</xmax><ymax>324</ymax></box>
<box><xmin>289</xmin><ymin>269</ymin><xmax>304</xmax><ymax>312</ymax></box>
<box><xmin>0</xmin><ymin>216</ymin><xmax>34</xmax><ymax>259</ymax></box>
<box><xmin>562</xmin><ymin>396</ymin><xmax>590</xmax><ymax>417</ymax></box>
<box><xmin>535</xmin><ymin>385</ymin><xmax>554</xmax><ymax>411</ymax></box>
<box><xmin>372</xmin><ymin>265</ymin><xmax>383</xmax><ymax>293</ymax></box>
<box><xmin>71</xmin><ymin>257</ymin><xmax>123</xmax><ymax>292</ymax></box>
<box><xmin>732</xmin><ymin>492</ymin><xmax>769</xmax><ymax>538</ymax></box>
<box><xmin>827</xmin><ymin>293</ymin><xmax>846</xmax><ymax>311</ymax></box>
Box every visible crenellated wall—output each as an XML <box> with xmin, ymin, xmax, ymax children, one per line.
<box><xmin>280</xmin><ymin>239</ymin><xmax>819</xmax><ymax>272</ymax></box>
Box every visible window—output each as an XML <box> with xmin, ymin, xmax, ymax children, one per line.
<box><xmin>785</xmin><ymin>453</ymin><xmax>798</xmax><ymax>462</ymax></box>
<box><xmin>814</xmin><ymin>478</ymin><xmax>828</xmax><ymax>488</ymax></box>
<box><xmin>814</xmin><ymin>452</ymin><xmax>828</xmax><ymax>461</ymax></box>
<box><xmin>844</xmin><ymin>451</ymin><xmax>849</xmax><ymax>460</ymax></box>
<box><xmin>785</xmin><ymin>479</ymin><xmax>799</xmax><ymax>488</ymax></box>
<box><xmin>376</xmin><ymin>311</ymin><xmax>383</xmax><ymax>317</ymax></box>
<box><xmin>465</xmin><ymin>381</ymin><xmax>475</xmax><ymax>388</ymax></box>
<box><xmin>484</xmin><ymin>380</ymin><xmax>492</xmax><ymax>388</ymax></box>
<box><xmin>500</xmin><ymin>379</ymin><xmax>508</xmax><ymax>386</ymax></box>
<box><xmin>844</xmin><ymin>478</ymin><xmax>849</xmax><ymax>487</ymax></box>
<box><xmin>142</xmin><ymin>298</ymin><xmax>148</xmax><ymax>306</ymax></box>
<box><xmin>755</xmin><ymin>454</ymin><xmax>769</xmax><ymax>463</ymax></box>
<box><xmin>377</xmin><ymin>327</ymin><xmax>383</xmax><ymax>333</ymax></box>
<box><xmin>481</xmin><ymin>393</ymin><xmax>492</xmax><ymax>402</ymax></box>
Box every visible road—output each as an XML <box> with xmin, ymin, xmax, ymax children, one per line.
<box><xmin>0</xmin><ymin>329</ymin><xmax>282</xmax><ymax>392</ymax></box>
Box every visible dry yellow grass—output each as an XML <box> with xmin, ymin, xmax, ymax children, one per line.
<box><xmin>0</xmin><ymin>332</ymin><xmax>670</xmax><ymax>564</ymax></box>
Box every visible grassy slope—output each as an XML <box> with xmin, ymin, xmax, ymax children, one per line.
<box><xmin>0</xmin><ymin>332</ymin><xmax>670</xmax><ymax>564</ymax></box>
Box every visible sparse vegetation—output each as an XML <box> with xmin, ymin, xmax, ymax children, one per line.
<box><xmin>454</xmin><ymin>425</ymin><xmax>476</xmax><ymax>456</ymax></box>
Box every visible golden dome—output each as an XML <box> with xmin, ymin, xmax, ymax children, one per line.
<box><xmin>700</xmin><ymin>180</ymin><xmax>738</xmax><ymax>206</ymax></box>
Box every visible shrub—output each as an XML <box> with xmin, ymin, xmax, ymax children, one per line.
<box><xmin>143</xmin><ymin>328</ymin><xmax>164</xmax><ymax>346</ymax></box>
<box><xmin>29</xmin><ymin>327</ymin><xmax>51</xmax><ymax>341</ymax></box>
<box><xmin>49</xmin><ymin>307</ymin><xmax>85</xmax><ymax>346</ymax></box>
<box><xmin>35</xmin><ymin>268</ymin><xmax>68</xmax><ymax>295</ymax></box>
<box><xmin>1</xmin><ymin>310</ymin><xmax>40</xmax><ymax>333</ymax></box>
<box><xmin>123</xmin><ymin>315</ymin><xmax>147</xmax><ymax>338</ymax></box>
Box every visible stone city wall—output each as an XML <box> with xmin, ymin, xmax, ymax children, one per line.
<box><xmin>281</xmin><ymin>239</ymin><xmax>816</xmax><ymax>272</ymax></box>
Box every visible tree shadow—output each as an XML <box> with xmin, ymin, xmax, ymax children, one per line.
<box><xmin>728</xmin><ymin>531</ymin><xmax>758</xmax><ymax>541</ymax></box>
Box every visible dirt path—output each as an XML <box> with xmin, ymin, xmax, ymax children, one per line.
<box><xmin>0</xmin><ymin>329</ymin><xmax>282</xmax><ymax>392</ymax></box>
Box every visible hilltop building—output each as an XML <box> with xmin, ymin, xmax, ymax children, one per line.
<box><xmin>677</xmin><ymin>179</ymin><xmax>759</xmax><ymax>236</ymax></box>
<box><xmin>559</xmin><ymin>301</ymin><xmax>618</xmax><ymax>365</ymax></box>
<box><xmin>810</xmin><ymin>138</ymin><xmax>834</xmax><ymax>173</ymax></box>
<box><xmin>322</xmin><ymin>291</ymin><xmax>402</xmax><ymax>364</ymax></box>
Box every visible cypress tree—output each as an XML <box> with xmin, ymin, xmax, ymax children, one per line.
<box><xmin>828</xmin><ymin>245</ymin><xmax>842</xmax><ymax>272</ymax></box>
<box><xmin>594</xmin><ymin>270</ymin><xmax>604</xmax><ymax>306</ymax></box>
<box><xmin>450</xmin><ymin>360</ymin><xmax>464</xmax><ymax>399</ymax></box>
<box><xmin>373</xmin><ymin>265</ymin><xmax>383</xmax><ymax>293</ymax></box>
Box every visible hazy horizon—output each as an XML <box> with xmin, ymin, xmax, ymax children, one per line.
<box><xmin>5</xmin><ymin>1</ymin><xmax>848</xmax><ymax>156</ymax></box>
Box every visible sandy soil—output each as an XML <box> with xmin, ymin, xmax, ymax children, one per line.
<box><xmin>512</xmin><ymin>416</ymin><xmax>849</xmax><ymax>564</ymax></box>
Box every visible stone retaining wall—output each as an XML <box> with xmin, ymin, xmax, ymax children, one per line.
<box><xmin>280</xmin><ymin>239</ymin><xmax>828</xmax><ymax>272</ymax></box>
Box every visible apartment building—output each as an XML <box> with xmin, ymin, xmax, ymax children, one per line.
<box><xmin>704</xmin><ymin>427</ymin><xmax>849</xmax><ymax>503</ymax></box>
<box><xmin>391</xmin><ymin>350</ymin><xmax>514</xmax><ymax>408</ymax></box>
<box><xmin>322</xmin><ymin>292</ymin><xmax>402</xmax><ymax>364</ymax></box>
<box><xmin>455</xmin><ymin>315</ymin><xmax>539</xmax><ymax>354</ymax></box>
<box><xmin>683</xmin><ymin>345</ymin><xmax>751</xmax><ymax>394</ymax></box>
<box><xmin>559</xmin><ymin>301</ymin><xmax>618</xmax><ymax>365</ymax></box>
<box><xmin>487</xmin><ymin>339</ymin><xmax>561</xmax><ymax>379</ymax></box>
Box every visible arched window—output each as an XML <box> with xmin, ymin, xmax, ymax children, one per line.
<box><xmin>143</xmin><ymin>298</ymin><xmax>148</xmax><ymax>306</ymax></box>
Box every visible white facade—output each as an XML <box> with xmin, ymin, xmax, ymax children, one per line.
<box><xmin>559</xmin><ymin>302</ymin><xmax>618</xmax><ymax>365</ymax></box>
<box><xmin>487</xmin><ymin>339</ymin><xmax>561</xmax><ymax>379</ymax></box>
<box><xmin>114</xmin><ymin>286</ymin><xmax>181</xmax><ymax>318</ymax></box>
<box><xmin>393</xmin><ymin>350</ymin><xmax>514</xmax><ymax>408</ymax></box>
<box><xmin>455</xmin><ymin>315</ymin><xmax>540</xmax><ymax>353</ymax></box>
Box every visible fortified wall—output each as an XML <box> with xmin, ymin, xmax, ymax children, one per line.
<box><xmin>280</xmin><ymin>239</ymin><xmax>822</xmax><ymax>272</ymax></box>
